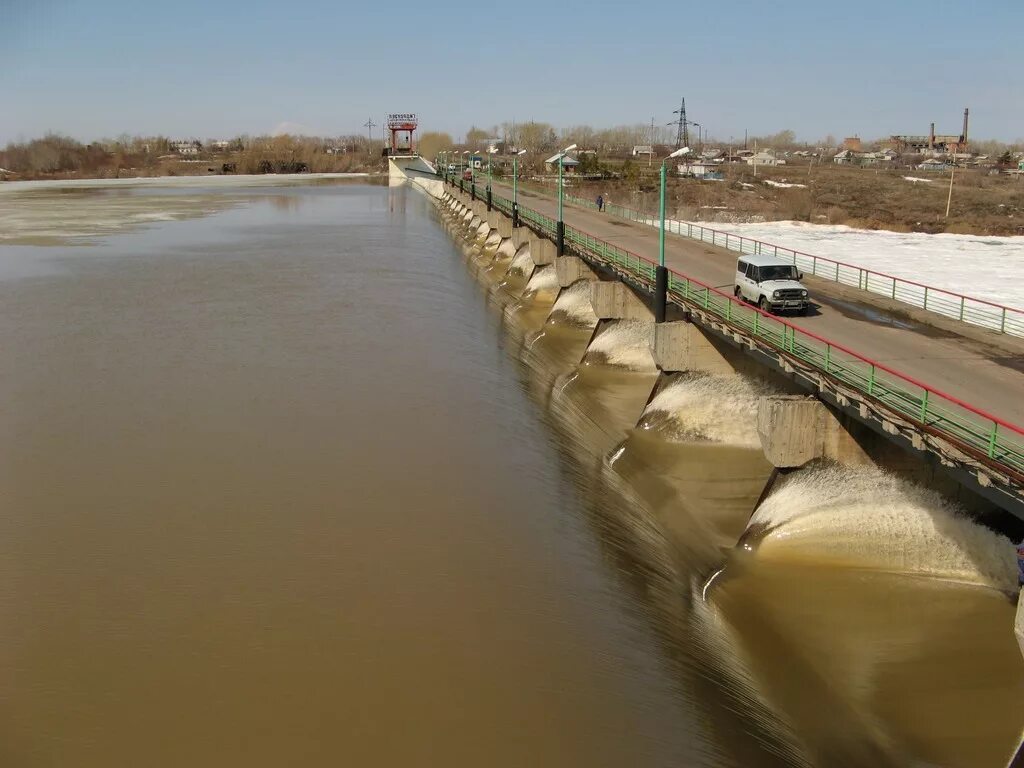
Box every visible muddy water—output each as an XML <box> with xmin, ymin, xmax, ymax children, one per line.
<box><xmin>1</xmin><ymin>181</ymin><xmax>1021</xmax><ymax>767</ymax></box>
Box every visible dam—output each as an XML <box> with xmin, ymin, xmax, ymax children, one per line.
<box><xmin>0</xmin><ymin>174</ymin><xmax>1021</xmax><ymax>767</ymax></box>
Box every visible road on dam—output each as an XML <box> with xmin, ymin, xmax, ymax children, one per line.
<box><xmin>488</xmin><ymin>180</ymin><xmax>1024</xmax><ymax>429</ymax></box>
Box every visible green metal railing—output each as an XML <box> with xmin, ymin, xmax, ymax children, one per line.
<box><xmin>464</xmin><ymin>183</ymin><xmax>1024</xmax><ymax>479</ymax></box>
<box><xmin>513</xmin><ymin>183</ymin><xmax>1024</xmax><ymax>338</ymax></box>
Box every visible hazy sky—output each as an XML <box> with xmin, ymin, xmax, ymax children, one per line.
<box><xmin>2</xmin><ymin>0</ymin><xmax>1022</xmax><ymax>145</ymax></box>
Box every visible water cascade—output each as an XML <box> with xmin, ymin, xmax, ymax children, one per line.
<box><xmin>639</xmin><ymin>373</ymin><xmax>771</xmax><ymax>449</ymax></box>
<box><xmin>744</xmin><ymin>463</ymin><xmax>1017</xmax><ymax>592</ymax></box>
<box><xmin>548</xmin><ymin>280</ymin><xmax>599</xmax><ymax>329</ymax></box>
<box><xmin>583</xmin><ymin>319</ymin><xmax>658</xmax><ymax>372</ymax></box>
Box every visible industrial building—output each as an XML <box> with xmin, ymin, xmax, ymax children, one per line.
<box><xmin>888</xmin><ymin>108</ymin><xmax>969</xmax><ymax>153</ymax></box>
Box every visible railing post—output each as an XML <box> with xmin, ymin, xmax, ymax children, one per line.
<box><xmin>556</xmin><ymin>221</ymin><xmax>565</xmax><ymax>256</ymax></box>
<box><xmin>471</xmin><ymin>183</ymin><xmax>476</xmax><ymax>201</ymax></box>
<box><xmin>988</xmin><ymin>423</ymin><xmax>999</xmax><ymax>459</ymax></box>
<box><xmin>512</xmin><ymin>202</ymin><xmax>520</xmax><ymax>229</ymax></box>
<box><xmin>655</xmin><ymin>266</ymin><xmax>668</xmax><ymax>323</ymax></box>
<box><xmin>920</xmin><ymin>389</ymin><xmax>930</xmax><ymax>424</ymax></box>
<box><xmin>486</xmin><ymin>187</ymin><xmax>492</xmax><ymax>212</ymax></box>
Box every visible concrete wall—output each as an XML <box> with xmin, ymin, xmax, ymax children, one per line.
<box><xmin>589</xmin><ymin>281</ymin><xmax>654</xmax><ymax>321</ymax></box>
<box><xmin>756</xmin><ymin>396</ymin><xmax>874</xmax><ymax>469</ymax></box>
<box><xmin>651</xmin><ymin>322</ymin><xmax>735</xmax><ymax>376</ymax></box>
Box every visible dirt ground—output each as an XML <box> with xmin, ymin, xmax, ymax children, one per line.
<box><xmin>561</xmin><ymin>162</ymin><xmax>1024</xmax><ymax>236</ymax></box>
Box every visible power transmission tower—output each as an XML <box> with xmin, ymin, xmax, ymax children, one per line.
<box><xmin>668</xmin><ymin>98</ymin><xmax>690</xmax><ymax>149</ymax></box>
<box><xmin>363</xmin><ymin>117</ymin><xmax>377</xmax><ymax>144</ymax></box>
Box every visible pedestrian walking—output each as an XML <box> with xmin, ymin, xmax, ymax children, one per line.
<box><xmin>596</xmin><ymin>194</ymin><xmax>604</xmax><ymax>212</ymax></box>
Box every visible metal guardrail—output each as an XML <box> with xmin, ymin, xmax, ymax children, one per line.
<box><xmin>515</xmin><ymin>183</ymin><xmax>1024</xmax><ymax>338</ymax></box>
<box><xmin>469</xmin><ymin>183</ymin><xmax>1024</xmax><ymax>479</ymax></box>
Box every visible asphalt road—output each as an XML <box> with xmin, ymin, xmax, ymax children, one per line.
<box><xmin>483</xmin><ymin>181</ymin><xmax>1024</xmax><ymax>429</ymax></box>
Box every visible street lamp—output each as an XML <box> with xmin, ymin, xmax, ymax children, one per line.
<box><xmin>691</xmin><ymin>122</ymin><xmax>702</xmax><ymax>154</ymax></box>
<box><xmin>656</xmin><ymin>146</ymin><xmax>690</xmax><ymax>323</ymax></box>
<box><xmin>513</xmin><ymin>149</ymin><xmax>526</xmax><ymax>228</ymax></box>
<box><xmin>556</xmin><ymin>143</ymin><xmax>577</xmax><ymax>255</ymax></box>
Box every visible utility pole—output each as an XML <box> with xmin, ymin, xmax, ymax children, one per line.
<box><xmin>363</xmin><ymin>117</ymin><xmax>377</xmax><ymax>146</ymax></box>
<box><xmin>945</xmin><ymin>155</ymin><xmax>956</xmax><ymax>218</ymax></box>
<box><xmin>649</xmin><ymin>116</ymin><xmax>655</xmax><ymax>167</ymax></box>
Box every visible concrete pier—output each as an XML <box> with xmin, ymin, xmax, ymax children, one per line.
<box><xmin>589</xmin><ymin>281</ymin><xmax>654</xmax><ymax>321</ymax></box>
<box><xmin>756</xmin><ymin>395</ymin><xmax>872</xmax><ymax>469</ymax></box>
<box><xmin>651</xmin><ymin>321</ymin><xmax>735</xmax><ymax>376</ymax></box>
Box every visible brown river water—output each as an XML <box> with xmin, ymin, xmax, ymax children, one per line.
<box><xmin>0</xmin><ymin>179</ymin><xmax>1021</xmax><ymax>767</ymax></box>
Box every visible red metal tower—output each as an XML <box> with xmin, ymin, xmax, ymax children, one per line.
<box><xmin>387</xmin><ymin>113</ymin><xmax>418</xmax><ymax>155</ymax></box>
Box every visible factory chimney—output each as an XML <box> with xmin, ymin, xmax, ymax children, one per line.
<box><xmin>929</xmin><ymin>122</ymin><xmax>935</xmax><ymax>150</ymax></box>
<box><xmin>961</xmin><ymin>108</ymin><xmax>969</xmax><ymax>142</ymax></box>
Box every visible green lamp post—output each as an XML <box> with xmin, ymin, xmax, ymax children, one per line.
<box><xmin>556</xmin><ymin>143</ymin><xmax>577</xmax><ymax>256</ymax></box>
<box><xmin>656</xmin><ymin>146</ymin><xmax>690</xmax><ymax>322</ymax></box>
<box><xmin>512</xmin><ymin>149</ymin><xmax>526</xmax><ymax>228</ymax></box>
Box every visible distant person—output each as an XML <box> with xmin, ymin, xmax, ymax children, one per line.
<box><xmin>596</xmin><ymin>194</ymin><xmax>604</xmax><ymax>212</ymax></box>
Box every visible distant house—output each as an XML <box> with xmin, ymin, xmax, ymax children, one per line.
<box><xmin>746</xmin><ymin>150</ymin><xmax>778</xmax><ymax>167</ymax></box>
<box><xmin>544</xmin><ymin>153</ymin><xmax>580</xmax><ymax>172</ymax></box>
<box><xmin>843</xmin><ymin>137</ymin><xmax>863</xmax><ymax>151</ymax></box>
<box><xmin>171</xmin><ymin>140</ymin><xmax>201</xmax><ymax>155</ymax></box>
<box><xmin>833</xmin><ymin>149</ymin><xmax>856</xmax><ymax>164</ymax></box>
<box><xmin>1018</xmin><ymin>159</ymin><xmax>1024</xmax><ymax>171</ymax></box>
<box><xmin>631</xmin><ymin>145</ymin><xmax>653</xmax><ymax>157</ymax></box>
<box><xmin>678</xmin><ymin>161</ymin><xmax>724</xmax><ymax>180</ymax></box>
<box><xmin>917</xmin><ymin>158</ymin><xmax>951</xmax><ymax>171</ymax></box>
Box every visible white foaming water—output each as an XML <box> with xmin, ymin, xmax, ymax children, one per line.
<box><xmin>549</xmin><ymin>280</ymin><xmax>598</xmax><ymax>327</ymax></box>
<box><xmin>507</xmin><ymin>251</ymin><xmax>535</xmax><ymax>277</ymax></box>
<box><xmin>495</xmin><ymin>238</ymin><xmax>517</xmax><ymax>259</ymax></box>
<box><xmin>640</xmin><ymin>374</ymin><xmax>768</xmax><ymax>448</ymax></box>
<box><xmin>585</xmin><ymin>320</ymin><xmax>657</xmax><ymax>371</ymax></box>
<box><xmin>523</xmin><ymin>265</ymin><xmax>558</xmax><ymax>296</ymax></box>
<box><xmin>748</xmin><ymin>464</ymin><xmax>1017</xmax><ymax>593</ymax></box>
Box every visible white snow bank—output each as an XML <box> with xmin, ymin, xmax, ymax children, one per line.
<box><xmin>763</xmin><ymin>179</ymin><xmax>807</xmax><ymax>189</ymax></box>
<box><xmin>903</xmin><ymin>177</ymin><xmax>933</xmax><ymax>183</ymax></box>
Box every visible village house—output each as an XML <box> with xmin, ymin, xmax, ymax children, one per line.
<box><xmin>171</xmin><ymin>140</ymin><xmax>202</xmax><ymax>155</ymax></box>
<box><xmin>746</xmin><ymin>149</ymin><xmax>779</xmax><ymax>167</ymax></box>
<box><xmin>544</xmin><ymin>153</ymin><xmax>580</xmax><ymax>173</ymax></box>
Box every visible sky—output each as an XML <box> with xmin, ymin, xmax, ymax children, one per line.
<box><xmin>2</xmin><ymin>0</ymin><xmax>1023</xmax><ymax>145</ymax></box>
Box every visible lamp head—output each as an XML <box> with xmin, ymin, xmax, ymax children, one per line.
<box><xmin>563</xmin><ymin>143</ymin><xmax>577</xmax><ymax>152</ymax></box>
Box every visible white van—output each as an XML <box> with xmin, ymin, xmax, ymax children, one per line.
<box><xmin>734</xmin><ymin>255</ymin><xmax>810</xmax><ymax>315</ymax></box>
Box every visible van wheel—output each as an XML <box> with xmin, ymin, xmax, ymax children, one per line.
<box><xmin>734</xmin><ymin>286</ymin><xmax>742</xmax><ymax>300</ymax></box>
<box><xmin>758</xmin><ymin>296</ymin><xmax>771</xmax><ymax>314</ymax></box>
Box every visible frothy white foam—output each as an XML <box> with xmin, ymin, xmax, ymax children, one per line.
<box><xmin>585</xmin><ymin>320</ymin><xmax>657</xmax><ymax>371</ymax></box>
<box><xmin>748</xmin><ymin>464</ymin><xmax>1017</xmax><ymax>592</ymax></box>
<box><xmin>507</xmin><ymin>251</ymin><xmax>535</xmax><ymax>277</ymax></box>
<box><xmin>523</xmin><ymin>265</ymin><xmax>558</xmax><ymax>296</ymax></box>
<box><xmin>549</xmin><ymin>280</ymin><xmax>598</xmax><ymax>327</ymax></box>
<box><xmin>641</xmin><ymin>374</ymin><xmax>769</xmax><ymax>448</ymax></box>
<box><xmin>496</xmin><ymin>238</ymin><xmax>517</xmax><ymax>259</ymax></box>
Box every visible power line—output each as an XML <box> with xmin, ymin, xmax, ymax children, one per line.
<box><xmin>363</xmin><ymin>117</ymin><xmax>377</xmax><ymax>143</ymax></box>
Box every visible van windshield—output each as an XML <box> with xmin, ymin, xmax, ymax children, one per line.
<box><xmin>759</xmin><ymin>265</ymin><xmax>799</xmax><ymax>281</ymax></box>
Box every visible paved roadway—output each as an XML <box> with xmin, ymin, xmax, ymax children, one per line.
<box><xmin>481</xmin><ymin>180</ymin><xmax>1024</xmax><ymax>429</ymax></box>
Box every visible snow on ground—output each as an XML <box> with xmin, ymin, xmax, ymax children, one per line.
<box><xmin>763</xmin><ymin>179</ymin><xmax>807</xmax><ymax>189</ymax></box>
<box><xmin>903</xmin><ymin>176</ymin><xmax>934</xmax><ymax>183</ymax></box>
<box><xmin>717</xmin><ymin>220</ymin><xmax>1024</xmax><ymax>309</ymax></box>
